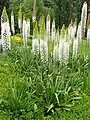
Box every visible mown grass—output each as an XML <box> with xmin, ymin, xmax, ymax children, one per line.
<box><xmin>0</xmin><ymin>41</ymin><xmax>90</xmax><ymax>119</ymax></box>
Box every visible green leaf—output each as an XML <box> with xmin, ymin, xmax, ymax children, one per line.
<box><xmin>47</xmin><ymin>104</ymin><xmax>54</xmax><ymax>113</ymax></box>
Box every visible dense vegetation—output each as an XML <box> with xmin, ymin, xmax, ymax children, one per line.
<box><xmin>0</xmin><ymin>41</ymin><xmax>90</xmax><ymax>119</ymax></box>
<box><xmin>0</xmin><ymin>0</ymin><xmax>85</xmax><ymax>30</ymax></box>
<box><xmin>0</xmin><ymin>0</ymin><xmax>90</xmax><ymax>119</ymax></box>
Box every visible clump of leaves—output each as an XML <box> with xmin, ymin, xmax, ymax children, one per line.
<box><xmin>0</xmin><ymin>46</ymin><xmax>89</xmax><ymax>118</ymax></box>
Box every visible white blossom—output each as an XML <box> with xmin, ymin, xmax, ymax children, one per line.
<box><xmin>32</xmin><ymin>39</ymin><xmax>48</xmax><ymax>60</ymax></box>
<box><xmin>51</xmin><ymin>20</ymin><xmax>56</xmax><ymax>41</ymax></box>
<box><xmin>73</xmin><ymin>38</ymin><xmax>78</xmax><ymax>56</ymax></box>
<box><xmin>59</xmin><ymin>40</ymin><xmax>69</xmax><ymax>62</ymax></box>
<box><xmin>63</xmin><ymin>41</ymin><xmax>69</xmax><ymax>62</ymax></box>
<box><xmin>18</xmin><ymin>5</ymin><xmax>22</xmax><ymax>30</ymax></box>
<box><xmin>46</xmin><ymin>14</ymin><xmax>50</xmax><ymax>41</ymax></box>
<box><xmin>40</xmin><ymin>40</ymin><xmax>48</xmax><ymax>60</ymax></box>
<box><xmin>68</xmin><ymin>25</ymin><xmax>76</xmax><ymax>39</ymax></box>
<box><xmin>11</xmin><ymin>11</ymin><xmax>15</xmax><ymax>34</ymax></box>
<box><xmin>32</xmin><ymin>39</ymin><xmax>39</xmax><ymax>54</ymax></box>
<box><xmin>53</xmin><ymin>40</ymin><xmax>69</xmax><ymax>62</ymax></box>
<box><xmin>23</xmin><ymin>18</ymin><xmax>27</xmax><ymax>46</ymax></box>
<box><xmin>27</xmin><ymin>19</ymin><xmax>30</xmax><ymax>38</ymax></box>
<box><xmin>1</xmin><ymin>7</ymin><xmax>11</xmax><ymax>51</ymax></box>
<box><xmin>81</xmin><ymin>2</ymin><xmax>87</xmax><ymax>39</ymax></box>
<box><xmin>53</xmin><ymin>45</ymin><xmax>59</xmax><ymax>61</ymax></box>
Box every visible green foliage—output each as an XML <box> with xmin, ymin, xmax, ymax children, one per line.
<box><xmin>44</xmin><ymin>95</ymin><xmax>90</xmax><ymax>120</ymax></box>
<box><xmin>0</xmin><ymin>42</ymin><xmax>90</xmax><ymax>119</ymax></box>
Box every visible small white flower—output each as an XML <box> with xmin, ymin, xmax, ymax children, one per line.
<box><xmin>46</xmin><ymin>14</ymin><xmax>50</xmax><ymax>41</ymax></box>
<box><xmin>18</xmin><ymin>5</ymin><xmax>22</xmax><ymax>30</ymax></box>
<box><xmin>51</xmin><ymin>20</ymin><xmax>56</xmax><ymax>41</ymax></box>
<box><xmin>1</xmin><ymin>7</ymin><xmax>11</xmax><ymax>51</ymax></box>
<box><xmin>53</xmin><ymin>40</ymin><xmax>69</xmax><ymax>62</ymax></box>
<box><xmin>73</xmin><ymin>38</ymin><xmax>78</xmax><ymax>57</ymax></box>
<box><xmin>32</xmin><ymin>39</ymin><xmax>39</xmax><ymax>54</ymax></box>
<box><xmin>23</xmin><ymin>18</ymin><xmax>28</xmax><ymax>46</ymax></box>
<box><xmin>53</xmin><ymin>45</ymin><xmax>59</xmax><ymax>61</ymax></box>
<box><xmin>27</xmin><ymin>19</ymin><xmax>30</xmax><ymax>38</ymax></box>
<box><xmin>40</xmin><ymin>40</ymin><xmax>48</xmax><ymax>60</ymax></box>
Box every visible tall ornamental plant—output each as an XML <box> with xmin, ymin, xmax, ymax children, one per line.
<box><xmin>73</xmin><ymin>38</ymin><xmax>79</xmax><ymax>57</ymax></box>
<box><xmin>22</xmin><ymin>18</ymin><xmax>30</xmax><ymax>46</ymax></box>
<box><xmin>32</xmin><ymin>22</ymin><xmax>39</xmax><ymax>54</ymax></box>
<box><xmin>46</xmin><ymin>14</ymin><xmax>50</xmax><ymax>41</ymax></box>
<box><xmin>23</xmin><ymin>17</ymin><xmax>27</xmax><ymax>46</ymax></box>
<box><xmin>27</xmin><ymin>19</ymin><xmax>30</xmax><ymax>38</ymax></box>
<box><xmin>39</xmin><ymin>16</ymin><xmax>46</xmax><ymax>40</ymax></box>
<box><xmin>51</xmin><ymin>20</ymin><xmax>56</xmax><ymax>41</ymax></box>
<box><xmin>39</xmin><ymin>16</ymin><xmax>48</xmax><ymax>60</ymax></box>
<box><xmin>1</xmin><ymin>7</ymin><xmax>11</xmax><ymax>51</ymax></box>
<box><xmin>53</xmin><ymin>25</ymin><xmax>69</xmax><ymax>62</ymax></box>
<box><xmin>81</xmin><ymin>2</ymin><xmax>87</xmax><ymax>39</ymax></box>
<box><xmin>11</xmin><ymin>11</ymin><xmax>15</xmax><ymax>34</ymax></box>
<box><xmin>18</xmin><ymin>4</ymin><xmax>22</xmax><ymax>32</ymax></box>
<box><xmin>32</xmin><ymin>0</ymin><xmax>36</xmax><ymax>23</ymax></box>
<box><xmin>32</xmin><ymin>0</ymin><xmax>39</xmax><ymax>53</ymax></box>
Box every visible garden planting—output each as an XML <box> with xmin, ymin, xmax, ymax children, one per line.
<box><xmin>0</xmin><ymin>1</ymin><xmax>90</xmax><ymax>120</ymax></box>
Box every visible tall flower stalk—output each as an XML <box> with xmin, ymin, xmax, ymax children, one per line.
<box><xmin>73</xmin><ymin>38</ymin><xmax>78</xmax><ymax>57</ymax></box>
<box><xmin>11</xmin><ymin>11</ymin><xmax>15</xmax><ymax>34</ymax></box>
<box><xmin>46</xmin><ymin>14</ymin><xmax>50</xmax><ymax>41</ymax></box>
<box><xmin>1</xmin><ymin>7</ymin><xmax>11</xmax><ymax>51</ymax></box>
<box><xmin>39</xmin><ymin>16</ymin><xmax>48</xmax><ymax>60</ymax></box>
<box><xmin>32</xmin><ymin>22</ymin><xmax>39</xmax><ymax>53</ymax></box>
<box><xmin>32</xmin><ymin>0</ymin><xmax>36</xmax><ymax>23</ymax></box>
<box><xmin>81</xmin><ymin>2</ymin><xmax>87</xmax><ymax>39</ymax></box>
<box><xmin>27</xmin><ymin>19</ymin><xmax>30</xmax><ymax>38</ymax></box>
<box><xmin>40</xmin><ymin>40</ymin><xmax>48</xmax><ymax>60</ymax></box>
<box><xmin>52</xmin><ymin>20</ymin><xmax>56</xmax><ymax>55</ymax></box>
<box><xmin>23</xmin><ymin>17</ymin><xmax>27</xmax><ymax>46</ymax></box>
<box><xmin>18</xmin><ymin>4</ymin><xmax>22</xmax><ymax>32</ymax></box>
<box><xmin>51</xmin><ymin>20</ymin><xmax>56</xmax><ymax>41</ymax></box>
<box><xmin>39</xmin><ymin>16</ymin><xmax>46</xmax><ymax>40</ymax></box>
